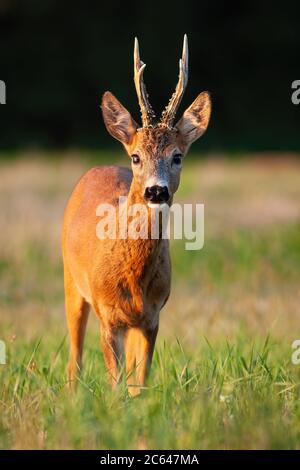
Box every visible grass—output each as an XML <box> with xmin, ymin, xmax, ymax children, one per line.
<box><xmin>1</xmin><ymin>334</ymin><xmax>300</xmax><ymax>449</ymax></box>
<box><xmin>1</xmin><ymin>151</ymin><xmax>300</xmax><ymax>449</ymax></box>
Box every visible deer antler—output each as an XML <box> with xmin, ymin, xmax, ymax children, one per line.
<box><xmin>159</xmin><ymin>34</ymin><xmax>189</xmax><ymax>128</ymax></box>
<box><xmin>134</xmin><ymin>37</ymin><xmax>156</xmax><ymax>128</ymax></box>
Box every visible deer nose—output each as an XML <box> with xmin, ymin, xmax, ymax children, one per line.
<box><xmin>144</xmin><ymin>185</ymin><xmax>170</xmax><ymax>203</ymax></box>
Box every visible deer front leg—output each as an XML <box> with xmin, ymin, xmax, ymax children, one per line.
<box><xmin>100</xmin><ymin>325</ymin><xmax>123</xmax><ymax>388</ymax></box>
<box><xmin>125</xmin><ymin>325</ymin><xmax>158</xmax><ymax>397</ymax></box>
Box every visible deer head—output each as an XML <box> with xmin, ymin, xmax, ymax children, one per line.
<box><xmin>101</xmin><ymin>35</ymin><xmax>211</xmax><ymax>207</ymax></box>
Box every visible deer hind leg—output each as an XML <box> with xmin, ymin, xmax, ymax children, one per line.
<box><xmin>64</xmin><ymin>265</ymin><xmax>90</xmax><ymax>386</ymax></box>
<box><xmin>125</xmin><ymin>326</ymin><xmax>158</xmax><ymax>397</ymax></box>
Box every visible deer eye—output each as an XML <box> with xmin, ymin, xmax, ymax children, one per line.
<box><xmin>131</xmin><ymin>154</ymin><xmax>140</xmax><ymax>165</ymax></box>
<box><xmin>172</xmin><ymin>154</ymin><xmax>182</xmax><ymax>165</ymax></box>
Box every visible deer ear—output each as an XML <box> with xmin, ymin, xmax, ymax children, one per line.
<box><xmin>101</xmin><ymin>91</ymin><xmax>138</xmax><ymax>145</ymax></box>
<box><xmin>176</xmin><ymin>92</ymin><xmax>211</xmax><ymax>150</ymax></box>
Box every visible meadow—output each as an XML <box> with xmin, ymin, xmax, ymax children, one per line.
<box><xmin>0</xmin><ymin>151</ymin><xmax>300</xmax><ymax>449</ymax></box>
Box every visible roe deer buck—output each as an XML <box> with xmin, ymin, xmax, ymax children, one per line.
<box><xmin>62</xmin><ymin>35</ymin><xmax>211</xmax><ymax>395</ymax></box>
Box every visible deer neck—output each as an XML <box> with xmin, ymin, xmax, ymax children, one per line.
<box><xmin>124</xmin><ymin>177</ymin><xmax>163</xmax><ymax>255</ymax></box>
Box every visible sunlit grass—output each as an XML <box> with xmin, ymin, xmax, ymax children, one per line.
<box><xmin>0</xmin><ymin>152</ymin><xmax>300</xmax><ymax>449</ymax></box>
<box><xmin>1</xmin><ymin>333</ymin><xmax>300</xmax><ymax>449</ymax></box>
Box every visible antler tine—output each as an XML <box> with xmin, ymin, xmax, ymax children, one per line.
<box><xmin>134</xmin><ymin>37</ymin><xmax>155</xmax><ymax>128</ymax></box>
<box><xmin>160</xmin><ymin>34</ymin><xmax>189</xmax><ymax>128</ymax></box>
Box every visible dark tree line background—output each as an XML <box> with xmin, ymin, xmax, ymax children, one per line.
<box><xmin>0</xmin><ymin>0</ymin><xmax>299</xmax><ymax>151</ymax></box>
